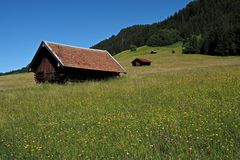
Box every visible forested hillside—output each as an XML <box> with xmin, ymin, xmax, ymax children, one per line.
<box><xmin>92</xmin><ymin>0</ymin><xmax>240</xmax><ymax>56</ymax></box>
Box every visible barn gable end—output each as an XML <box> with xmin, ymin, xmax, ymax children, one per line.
<box><xmin>36</xmin><ymin>57</ymin><xmax>55</xmax><ymax>73</ymax></box>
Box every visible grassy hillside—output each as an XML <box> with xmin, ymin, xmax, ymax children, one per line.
<box><xmin>0</xmin><ymin>43</ymin><xmax>240</xmax><ymax>159</ymax></box>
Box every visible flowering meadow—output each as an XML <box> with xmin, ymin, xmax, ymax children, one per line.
<box><xmin>0</xmin><ymin>43</ymin><xmax>240</xmax><ymax>159</ymax></box>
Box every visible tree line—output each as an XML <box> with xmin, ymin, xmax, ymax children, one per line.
<box><xmin>0</xmin><ymin>67</ymin><xmax>27</xmax><ymax>76</ymax></box>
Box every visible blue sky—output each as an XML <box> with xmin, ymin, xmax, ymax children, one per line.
<box><xmin>0</xmin><ymin>0</ymin><xmax>192</xmax><ymax>73</ymax></box>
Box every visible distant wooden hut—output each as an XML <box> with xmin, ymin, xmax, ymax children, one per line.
<box><xmin>28</xmin><ymin>41</ymin><xmax>126</xmax><ymax>83</ymax></box>
<box><xmin>131</xmin><ymin>58</ymin><xmax>152</xmax><ymax>66</ymax></box>
<box><xmin>151</xmin><ymin>51</ymin><xmax>157</xmax><ymax>54</ymax></box>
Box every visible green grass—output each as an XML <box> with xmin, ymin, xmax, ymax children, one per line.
<box><xmin>0</xmin><ymin>43</ymin><xmax>240</xmax><ymax>159</ymax></box>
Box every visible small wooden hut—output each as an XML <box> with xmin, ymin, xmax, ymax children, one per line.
<box><xmin>131</xmin><ymin>58</ymin><xmax>152</xmax><ymax>66</ymax></box>
<box><xmin>151</xmin><ymin>51</ymin><xmax>157</xmax><ymax>54</ymax></box>
<box><xmin>28</xmin><ymin>41</ymin><xmax>126</xmax><ymax>83</ymax></box>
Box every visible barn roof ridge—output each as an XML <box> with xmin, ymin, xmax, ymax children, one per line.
<box><xmin>136</xmin><ymin>57</ymin><xmax>152</xmax><ymax>62</ymax></box>
<box><xmin>131</xmin><ymin>57</ymin><xmax>152</xmax><ymax>63</ymax></box>
<box><xmin>43</xmin><ymin>41</ymin><xmax>64</xmax><ymax>66</ymax></box>
<box><xmin>43</xmin><ymin>41</ymin><xmax>108</xmax><ymax>53</ymax></box>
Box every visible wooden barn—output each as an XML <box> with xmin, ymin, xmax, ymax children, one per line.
<box><xmin>28</xmin><ymin>41</ymin><xmax>126</xmax><ymax>83</ymax></box>
<box><xmin>131</xmin><ymin>58</ymin><xmax>152</xmax><ymax>66</ymax></box>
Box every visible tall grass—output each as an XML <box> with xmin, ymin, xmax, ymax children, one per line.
<box><xmin>0</xmin><ymin>43</ymin><xmax>240</xmax><ymax>159</ymax></box>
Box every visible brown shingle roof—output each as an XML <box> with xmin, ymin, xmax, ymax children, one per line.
<box><xmin>132</xmin><ymin>58</ymin><xmax>152</xmax><ymax>63</ymax></box>
<box><xmin>44</xmin><ymin>41</ymin><xmax>126</xmax><ymax>73</ymax></box>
